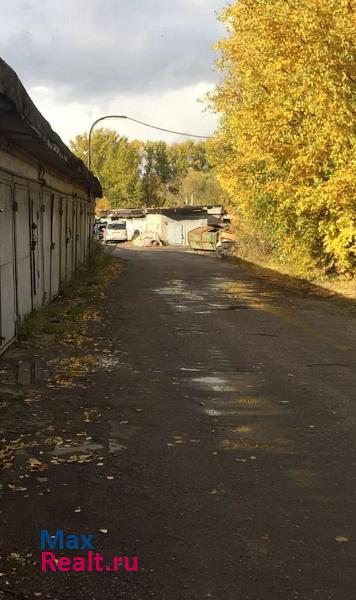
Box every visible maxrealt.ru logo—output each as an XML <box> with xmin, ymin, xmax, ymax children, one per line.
<box><xmin>40</xmin><ymin>530</ymin><xmax>139</xmax><ymax>573</ymax></box>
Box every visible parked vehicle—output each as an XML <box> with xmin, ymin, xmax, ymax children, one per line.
<box><xmin>103</xmin><ymin>221</ymin><xmax>128</xmax><ymax>243</ymax></box>
<box><xmin>94</xmin><ymin>222</ymin><xmax>107</xmax><ymax>240</ymax></box>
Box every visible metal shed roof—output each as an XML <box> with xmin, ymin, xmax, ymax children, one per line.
<box><xmin>146</xmin><ymin>206</ymin><xmax>208</xmax><ymax>216</ymax></box>
<box><xmin>0</xmin><ymin>58</ymin><xmax>102</xmax><ymax>197</ymax></box>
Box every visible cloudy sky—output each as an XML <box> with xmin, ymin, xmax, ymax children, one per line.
<box><xmin>0</xmin><ymin>0</ymin><xmax>227</xmax><ymax>145</ymax></box>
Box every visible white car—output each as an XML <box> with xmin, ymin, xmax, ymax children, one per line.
<box><xmin>103</xmin><ymin>221</ymin><xmax>128</xmax><ymax>243</ymax></box>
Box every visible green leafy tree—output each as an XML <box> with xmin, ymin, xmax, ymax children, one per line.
<box><xmin>71</xmin><ymin>129</ymin><xmax>226</xmax><ymax>210</ymax></box>
<box><xmin>181</xmin><ymin>171</ymin><xmax>225</xmax><ymax>205</ymax></box>
<box><xmin>70</xmin><ymin>129</ymin><xmax>143</xmax><ymax>207</ymax></box>
<box><xmin>141</xmin><ymin>142</ymin><xmax>172</xmax><ymax>206</ymax></box>
<box><xmin>103</xmin><ymin>138</ymin><xmax>143</xmax><ymax>207</ymax></box>
<box><xmin>70</xmin><ymin>129</ymin><xmax>119</xmax><ymax>194</ymax></box>
<box><xmin>169</xmin><ymin>141</ymin><xmax>210</xmax><ymax>176</ymax></box>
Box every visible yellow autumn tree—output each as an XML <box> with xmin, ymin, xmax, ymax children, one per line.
<box><xmin>211</xmin><ymin>0</ymin><xmax>356</xmax><ymax>276</ymax></box>
<box><xmin>95</xmin><ymin>196</ymin><xmax>111</xmax><ymax>216</ymax></box>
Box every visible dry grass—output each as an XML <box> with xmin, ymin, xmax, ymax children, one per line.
<box><xmin>18</xmin><ymin>243</ymin><xmax>121</xmax><ymax>344</ymax></box>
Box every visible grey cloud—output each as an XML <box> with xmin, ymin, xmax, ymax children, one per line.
<box><xmin>0</xmin><ymin>0</ymin><xmax>226</xmax><ymax>101</ymax></box>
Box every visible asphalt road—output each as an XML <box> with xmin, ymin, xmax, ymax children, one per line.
<box><xmin>1</xmin><ymin>247</ymin><xmax>356</xmax><ymax>600</ymax></box>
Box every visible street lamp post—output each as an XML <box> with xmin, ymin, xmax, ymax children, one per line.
<box><xmin>87</xmin><ymin>115</ymin><xmax>127</xmax><ymax>171</ymax></box>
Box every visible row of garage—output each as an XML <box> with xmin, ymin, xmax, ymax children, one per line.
<box><xmin>0</xmin><ymin>169</ymin><xmax>92</xmax><ymax>353</ymax></box>
<box><xmin>0</xmin><ymin>58</ymin><xmax>101</xmax><ymax>354</ymax></box>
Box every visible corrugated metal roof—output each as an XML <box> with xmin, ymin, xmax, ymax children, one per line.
<box><xmin>109</xmin><ymin>208</ymin><xmax>146</xmax><ymax>218</ymax></box>
<box><xmin>0</xmin><ymin>57</ymin><xmax>102</xmax><ymax>197</ymax></box>
<box><xmin>146</xmin><ymin>206</ymin><xmax>208</xmax><ymax>216</ymax></box>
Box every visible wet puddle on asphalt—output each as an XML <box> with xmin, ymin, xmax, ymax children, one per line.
<box><xmin>153</xmin><ymin>278</ymin><xmax>252</xmax><ymax>314</ymax></box>
<box><xmin>189</xmin><ymin>369</ymin><xmax>293</xmax><ymax>454</ymax></box>
<box><xmin>49</xmin><ymin>442</ymin><xmax>104</xmax><ymax>458</ymax></box>
<box><xmin>0</xmin><ymin>353</ymin><xmax>121</xmax><ymax>389</ymax></box>
<box><xmin>192</xmin><ymin>376</ymin><xmax>226</xmax><ymax>386</ymax></box>
<box><xmin>205</xmin><ymin>408</ymin><xmax>222</xmax><ymax>417</ymax></box>
<box><xmin>0</xmin><ymin>362</ymin><xmax>53</xmax><ymax>386</ymax></box>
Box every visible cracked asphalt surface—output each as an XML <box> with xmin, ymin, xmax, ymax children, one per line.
<box><xmin>1</xmin><ymin>246</ymin><xmax>356</xmax><ymax>600</ymax></box>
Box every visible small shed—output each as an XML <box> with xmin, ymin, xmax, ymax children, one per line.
<box><xmin>146</xmin><ymin>207</ymin><xmax>208</xmax><ymax>246</ymax></box>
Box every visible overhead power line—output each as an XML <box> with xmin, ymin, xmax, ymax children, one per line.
<box><xmin>124</xmin><ymin>116</ymin><xmax>213</xmax><ymax>139</ymax></box>
<box><xmin>88</xmin><ymin>114</ymin><xmax>213</xmax><ymax>169</ymax></box>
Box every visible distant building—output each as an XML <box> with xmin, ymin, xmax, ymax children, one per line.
<box><xmin>107</xmin><ymin>208</ymin><xmax>146</xmax><ymax>241</ymax></box>
<box><xmin>105</xmin><ymin>205</ymin><xmax>228</xmax><ymax>244</ymax></box>
<box><xmin>0</xmin><ymin>58</ymin><xmax>101</xmax><ymax>354</ymax></box>
<box><xmin>146</xmin><ymin>207</ymin><xmax>208</xmax><ymax>246</ymax></box>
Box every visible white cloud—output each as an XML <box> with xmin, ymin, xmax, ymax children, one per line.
<box><xmin>29</xmin><ymin>82</ymin><xmax>218</xmax><ymax>144</ymax></box>
<box><xmin>1</xmin><ymin>0</ymin><xmax>225</xmax><ymax>143</ymax></box>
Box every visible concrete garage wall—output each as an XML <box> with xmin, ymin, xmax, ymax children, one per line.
<box><xmin>0</xmin><ymin>166</ymin><xmax>95</xmax><ymax>354</ymax></box>
<box><xmin>145</xmin><ymin>213</ymin><xmax>162</xmax><ymax>238</ymax></box>
<box><xmin>125</xmin><ymin>217</ymin><xmax>146</xmax><ymax>241</ymax></box>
